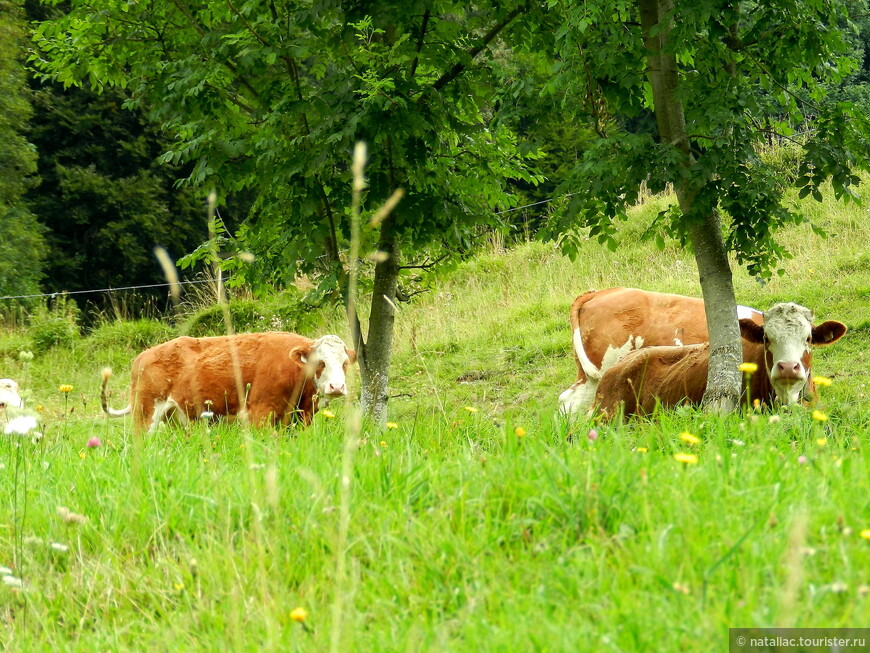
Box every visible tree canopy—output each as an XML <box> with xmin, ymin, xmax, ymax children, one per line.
<box><xmin>33</xmin><ymin>0</ymin><xmax>538</xmax><ymax>288</ymax></box>
<box><xmin>0</xmin><ymin>0</ymin><xmax>44</xmax><ymax>302</ymax></box>
<box><xmin>539</xmin><ymin>0</ymin><xmax>870</xmax><ymax>277</ymax></box>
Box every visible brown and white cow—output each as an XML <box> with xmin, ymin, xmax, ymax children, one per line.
<box><xmin>0</xmin><ymin>379</ymin><xmax>25</xmax><ymax>412</ymax></box>
<box><xmin>558</xmin><ymin>288</ymin><xmax>763</xmax><ymax>415</ymax></box>
<box><xmin>592</xmin><ymin>302</ymin><xmax>846</xmax><ymax>419</ymax></box>
<box><xmin>101</xmin><ymin>333</ymin><xmax>356</xmax><ymax>433</ymax></box>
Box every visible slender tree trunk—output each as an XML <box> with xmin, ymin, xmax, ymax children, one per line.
<box><xmin>358</xmin><ymin>216</ymin><xmax>399</xmax><ymax>425</ymax></box>
<box><xmin>638</xmin><ymin>0</ymin><xmax>742</xmax><ymax>412</ymax></box>
<box><xmin>684</xmin><ymin>210</ymin><xmax>743</xmax><ymax>412</ymax></box>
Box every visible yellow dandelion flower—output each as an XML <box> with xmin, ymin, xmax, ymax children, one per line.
<box><xmin>79</xmin><ymin>451</ymin><xmax>86</xmax><ymax>460</ymax></box>
<box><xmin>860</xmin><ymin>529</ymin><xmax>870</xmax><ymax>541</ymax></box>
<box><xmin>812</xmin><ymin>410</ymin><xmax>828</xmax><ymax>422</ymax></box>
<box><xmin>816</xmin><ymin>438</ymin><xmax>827</xmax><ymax>447</ymax></box>
<box><xmin>515</xmin><ymin>427</ymin><xmax>527</xmax><ymax>438</ymax></box>
<box><xmin>738</xmin><ymin>362</ymin><xmax>758</xmax><ymax>374</ymax></box>
<box><xmin>679</xmin><ymin>432</ymin><xmax>700</xmax><ymax>445</ymax></box>
<box><xmin>174</xmin><ymin>583</ymin><xmax>184</xmax><ymax>591</ymax></box>
<box><xmin>753</xmin><ymin>398</ymin><xmax>761</xmax><ymax>409</ymax></box>
<box><xmin>812</xmin><ymin>376</ymin><xmax>833</xmax><ymax>387</ymax></box>
<box><xmin>59</xmin><ymin>385</ymin><xmax>74</xmax><ymax>393</ymax></box>
<box><xmin>385</xmin><ymin>422</ymin><xmax>398</xmax><ymax>429</ymax></box>
<box><xmin>36</xmin><ymin>405</ymin><xmax>44</xmax><ymax>412</ymax></box>
<box><xmin>673</xmin><ymin>453</ymin><xmax>698</xmax><ymax>465</ymax></box>
<box><xmin>463</xmin><ymin>406</ymin><xmax>479</xmax><ymax>413</ymax></box>
<box><xmin>636</xmin><ymin>447</ymin><xmax>648</xmax><ymax>453</ymax></box>
<box><xmin>321</xmin><ymin>410</ymin><xmax>336</xmax><ymax>418</ymax></box>
<box><xmin>290</xmin><ymin>607</ymin><xmax>308</xmax><ymax>622</ymax></box>
<box><xmin>379</xmin><ymin>440</ymin><xmax>387</xmax><ymax>448</ymax></box>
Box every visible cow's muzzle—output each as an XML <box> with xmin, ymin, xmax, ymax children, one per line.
<box><xmin>774</xmin><ymin>361</ymin><xmax>805</xmax><ymax>380</ymax></box>
<box><xmin>324</xmin><ymin>383</ymin><xmax>347</xmax><ymax>397</ymax></box>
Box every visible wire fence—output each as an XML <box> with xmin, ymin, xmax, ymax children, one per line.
<box><xmin>0</xmin><ymin>279</ymin><xmax>217</xmax><ymax>302</ymax></box>
<box><xmin>1</xmin><ymin>191</ymin><xmax>572</xmax><ymax>303</ymax></box>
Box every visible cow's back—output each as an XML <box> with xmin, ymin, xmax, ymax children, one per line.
<box><xmin>594</xmin><ymin>343</ymin><xmax>710</xmax><ymax>418</ymax></box>
<box><xmin>594</xmin><ymin>338</ymin><xmax>775</xmax><ymax>419</ymax></box>
<box><xmin>575</xmin><ymin>288</ymin><xmax>709</xmax><ymax>369</ymax></box>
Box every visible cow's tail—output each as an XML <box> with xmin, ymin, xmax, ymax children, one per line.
<box><xmin>569</xmin><ymin>290</ymin><xmax>604</xmax><ymax>381</ymax></box>
<box><xmin>100</xmin><ymin>368</ymin><xmax>131</xmax><ymax>417</ymax></box>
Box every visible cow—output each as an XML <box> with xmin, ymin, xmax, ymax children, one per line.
<box><xmin>101</xmin><ymin>333</ymin><xmax>356</xmax><ymax>434</ymax></box>
<box><xmin>592</xmin><ymin>302</ymin><xmax>847</xmax><ymax>419</ymax></box>
<box><xmin>558</xmin><ymin>288</ymin><xmax>763</xmax><ymax>415</ymax></box>
<box><xmin>0</xmin><ymin>379</ymin><xmax>24</xmax><ymax>412</ymax></box>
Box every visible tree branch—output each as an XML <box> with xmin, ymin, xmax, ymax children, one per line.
<box><xmin>226</xmin><ymin>0</ymin><xmax>269</xmax><ymax>47</ymax></box>
<box><xmin>166</xmin><ymin>0</ymin><xmax>261</xmax><ymax>103</ymax></box>
<box><xmin>398</xmin><ymin>253</ymin><xmax>449</xmax><ymax>270</ymax></box>
<box><xmin>745</xmin><ymin>49</ymin><xmax>822</xmax><ymax>113</ymax></box>
<box><xmin>396</xmin><ymin>288</ymin><xmax>429</xmax><ymax>302</ymax></box>
<box><xmin>320</xmin><ymin>185</ymin><xmax>341</xmax><ymax>264</ymax></box>
<box><xmin>431</xmin><ymin>4</ymin><xmax>525</xmax><ymax>92</ymax></box>
<box><xmin>409</xmin><ymin>9</ymin><xmax>430</xmax><ymax>80</ymax></box>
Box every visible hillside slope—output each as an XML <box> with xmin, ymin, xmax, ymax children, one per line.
<box><xmin>381</xmin><ymin>184</ymin><xmax>869</xmax><ymax>423</ymax></box>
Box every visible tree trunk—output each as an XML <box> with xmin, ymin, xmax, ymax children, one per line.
<box><xmin>638</xmin><ymin>0</ymin><xmax>742</xmax><ymax>412</ymax></box>
<box><xmin>358</xmin><ymin>217</ymin><xmax>399</xmax><ymax>425</ymax></box>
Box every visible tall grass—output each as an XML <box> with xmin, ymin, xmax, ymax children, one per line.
<box><xmin>0</xmin><ymin>179</ymin><xmax>867</xmax><ymax>651</ymax></box>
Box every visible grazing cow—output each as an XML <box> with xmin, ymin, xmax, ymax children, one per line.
<box><xmin>558</xmin><ymin>288</ymin><xmax>763</xmax><ymax>415</ymax></box>
<box><xmin>101</xmin><ymin>333</ymin><xmax>356</xmax><ymax>433</ymax></box>
<box><xmin>0</xmin><ymin>379</ymin><xmax>24</xmax><ymax>411</ymax></box>
<box><xmin>592</xmin><ymin>302</ymin><xmax>846</xmax><ymax>419</ymax></box>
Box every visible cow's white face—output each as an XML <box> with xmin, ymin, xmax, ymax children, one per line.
<box><xmin>0</xmin><ymin>379</ymin><xmax>24</xmax><ymax>411</ymax></box>
<box><xmin>302</xmin><ymin>335</ymin><xmax>356</xmax><ymax>400</ymax></box>
<box><xmin>761</xmin><ymin>303</ymin><xmax>814</xmax><ymax>405</ymax></box>
<box><xmin>741</xmin><ymin>303</ymin><xmax>846</xmax><ymax>405</ymax></box>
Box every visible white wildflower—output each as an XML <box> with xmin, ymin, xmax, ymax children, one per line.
<box><xmin>4</xmin><ymin>415</ymin><xmax>39</xmax><ymax>437</ymax></box>
<box><xmin>2</xmin><ymin>576</ymin><xmax>23</xmax><ymax>588</ymax></box>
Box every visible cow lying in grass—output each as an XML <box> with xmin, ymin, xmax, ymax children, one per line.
<box><xmin>592</xmin><ymin>302</ymin><xmax>846</xmax><ymax>419</ymax></box>
<box><xmin>558</xmin><ymin>287</ymin><xmax>763</xmax><ymax>415</ymax></box>
<box><xmin>101</xmin><ymin>333</ymin><xmax>356</xmax><ymax>433</ymax></box>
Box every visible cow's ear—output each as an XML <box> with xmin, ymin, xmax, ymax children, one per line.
<box><xmin>346</xmin><ymin>349</ymin><xmax>357</xmax><ymax>364</ymax></box>
<box><xmin>739</xmin><ymin>318</ymin><xmax>765</xmax><ymax>343</ymax></box>
<box><xmin>812</xmin><ymin>321</ymin><xmax>847</xmax><ymax>346</ymax></box>
<box><xmin>289</xmin><ymin>346</ymin><xmax>310</xmax><ymax>365</ymax></box>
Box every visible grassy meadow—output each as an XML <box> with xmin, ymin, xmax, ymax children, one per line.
<box><xmin>0</xmin><ymin>184</ymin><xmax>869</xmax><ymax>651</ymax></box>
